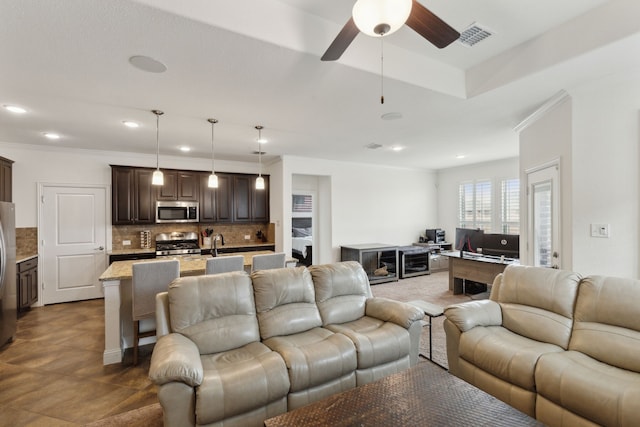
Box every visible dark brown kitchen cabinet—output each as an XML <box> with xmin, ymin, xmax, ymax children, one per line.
<box><xmin>17</xmin><ymin>257</ymin><xmax>38</xmax><ymax>312</ymax></box>
<box><xmin>156</xmin><ymin>170</ymin><xmax>199</xmax><ymax>202</ymax></box>
<box><xmin>111</xmin><ymin>166</ymin><xmax>155</xmax><ymax>224</ymax></box>
<box><xmin>252</xmin><ymin>175</ymin><xmax>269</xmax><ymax>222</ymax></box>
<box><xmin>0</xmin><ymin>156</ymin><xmax>13</xmax><ymax>202</ymax></box>
<box><xmin>233</xmin><ymin>175</ymin><xmax>251</xmax><ymax>222</ymax></box>
<box><xmin>199</xmin><ymin>173</ymin><xmax>232</xmax><ymax>222</ymax></box>
<box><xmin>232</xmin><ymin>175</ymin><xmax>269</xmax><ymax>223</ymax></box>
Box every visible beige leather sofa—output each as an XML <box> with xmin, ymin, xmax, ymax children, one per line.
<box><xmin>444</xmin><ymin>264</ymin><xmax>640</xmax><ymax>427</ymax></box>
<box><xmin>150</xmin><ymin>261</ymin><xmax>424</xmax><ymax>427</ymax></box>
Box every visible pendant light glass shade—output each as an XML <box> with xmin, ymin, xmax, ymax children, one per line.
<box><xmin>151</xmin><ymin>109</ymin><xmax>164</xmax><ymax>186</ymax></box>
<box><xmin>207</xmin><ymin>118</ymin><xmax>219</xmax><ymax>188</ymax></box>
<box><xmin>255</xmin><ymin>125</ymin><xmax>265</xmax><ymax>190</ymax></box>
<box><xmin>352</xmin><ymin>0</ymin><xmax>412</xmax><ymax>37</ymax></box>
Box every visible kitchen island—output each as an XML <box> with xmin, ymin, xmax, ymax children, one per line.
<box><xmin>99</xmin><ymin>252</ymin><xmax>295</xmax><ymax>365</ymax></box>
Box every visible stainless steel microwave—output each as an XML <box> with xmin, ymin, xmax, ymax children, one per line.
<box><xmin>156</xmin><ymin>201</ymin><xmax>199</xmax><ymax>223</ymax></box>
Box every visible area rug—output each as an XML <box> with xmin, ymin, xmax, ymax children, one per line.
<box><xmin>370</xmin><ymin>271</ymin><xmax>488</xmax><ymax>369</ymax></box>
<box><xmin>84</xmin><ymin>402</ymin><xmax>163</xmax><ymax>427</ymax></box>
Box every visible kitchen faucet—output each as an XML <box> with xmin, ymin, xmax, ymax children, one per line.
<box><xmin>210</xmin><ymin>233</ymin><xmax>225</xmax><ymax>257</ymax></box>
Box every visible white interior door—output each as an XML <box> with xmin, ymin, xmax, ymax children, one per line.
<box><xmin>526</xmin><ymin>163</ymin><xmax>561</xmax><ymax>268</ymax></box>
<box><xmin>40</xmin><ymin>184</ymin><xmax>107</xmax><ymax>304</ymax></box>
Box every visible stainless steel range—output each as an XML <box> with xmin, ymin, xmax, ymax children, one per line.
<box><xmin>155</xmin><ymin>232</ymin><xmax>201</xmax><ymax>256</ymax></box>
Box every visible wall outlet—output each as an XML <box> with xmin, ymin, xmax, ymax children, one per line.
<box><xmin>590</xmin><ymin>224</ymin><xmax>610</xmax><ymax>238</ymax></box>
<box><xmin>244</xmin><ymin>235</ymin><xmax>251</xmax><ymax>240</ymax></box>
<box><xmin>123</xmin><ymin>240</ymin><xmax>131</xmax><ymax>246</ymax></box>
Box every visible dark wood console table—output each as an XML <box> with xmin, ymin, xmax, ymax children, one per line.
<box><xmin>264</xmin><ymin>361</ymin><xmax>542</xmax><ymax>426</ymax></box>
<box><xmin>444</xmin><ymin>252</ymin><xmax>518</xmax><ymax>295</ymax></box>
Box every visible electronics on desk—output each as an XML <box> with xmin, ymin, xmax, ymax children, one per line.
<box><xmin>425</xmin><ymin>228</ymin><xmax>445</xmax><ymax>243</ymax></box>
<box><xmin>455</xmin><ymin>227</ymin><xmax>520</xmax><ymax>259</ymax></box>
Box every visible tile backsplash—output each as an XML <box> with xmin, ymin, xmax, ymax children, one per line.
<box><xmin>16</xmin><ymin>227</ymin><xmax>38</xmax><ymax>256</ymax></box>
<box><xmin>112</xmin><ymin>223</ymin><xmax>273</xmax><ymax>250</ymax></box>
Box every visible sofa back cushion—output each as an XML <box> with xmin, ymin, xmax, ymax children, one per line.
<box><xmin>571</xmin><ymin>275</ymin><xmax>640</xmax><ymax>373</ymax></box>
<box><xmin>252</xmin><ymin>266</ymin><xmax>322</xmax><ymax>339</ymax></box>
<box><xmin>309</xmin><ymin>261</ymin><xmax>372</xmax><ymax>325</ymax></box>
<box><xmin>168</xmin><ymin>271</ymin><xmax>259</xmax><ymax>355</ymax></box>
<box><xmin>496</xmin><ymin>265</ymin><xmax>581</xmax><ymax>349</ymax></box>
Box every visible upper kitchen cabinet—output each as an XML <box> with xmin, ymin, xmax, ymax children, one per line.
<box><xmin>111</xmin><ymin>166</ymin><xmax>155</xmax><ymax>225</ymax></box>
<box><xmin>199</xmin><ymin>172</ymin><xmax>232</xmax><ymax>222</ymax></box>
<box><xmin>0</xmin><ymin>156</ymin><xmax>13</xmax><ymax>202</ymax></box>
<box><xmin>232</xmin><ymin>174</ymin><xmax>269</xmax><ymax>223</ymax></box>
<box><xmin>156</xmin><ymin>170</ymin><xmax>199</xmax><ymax>202</ymax></box>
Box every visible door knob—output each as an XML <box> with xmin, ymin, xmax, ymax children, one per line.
<box><xmin>95</xmin><ymin>246</ymin><xmax>104</xmax><ymax>251</ymax></box>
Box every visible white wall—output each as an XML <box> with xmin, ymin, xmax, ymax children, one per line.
<box><xmin>570</xmin><ymin>70</ymin><xmax>640</xmax><ymax>277</ymax></box>
<box><xmin>519</xmin><ymin>96</ymin><xmax>573</xmax><ymax>269</ymax></box>
<box><xmin>280</xmin><ymin>156</ymin><xmax>437</xmax><ymax>263</ymax></box>
<box><xmin>436</xmin><ymin>157</ymin><xmax>519</xmax><ymax>247</ymax></box>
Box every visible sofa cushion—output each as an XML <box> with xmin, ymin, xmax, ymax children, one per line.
<box><xmin>571</xmin><ymin>275</ymin><xmax>640</xmax><ymax>373</ymax></box>
<box><xmin>459</xmin><ymin>325</ymin><xmax>564</xmax><ymax>391</ymax></box>
<box><xmin>263</xmin><ymin>327</ymin><xmax>357</xmax><ymax>392</ymax></box>
<box><xmin>196</xmin><ymin>341</ymin><xmax>290</xmax><ymax>425</ymax></box>
<box><xmin>252</xmin><ymin>266</ymin><xmax>322</xmax><ymax>339</ymax></box>
<box><xmin>168</xmin><ymin>272</ymin><xmax>260</xmax><ymax>355</ymax></box>
<box><xmin>536</xmin><ymin>350</ymin><xmax>640</xmax><ymax>427</ymax></box>
<box><xmin>496</xmin><ymin>265</ymin><xmax>581</xmax><ymax>349</ymax></box>
<box><xmin>326</xmin><ymin>316</ymin><xmax>409</xmax><ymax>369</ymax></box>
<box><xmin>309</xmin><ymin>261</ymin><xmax>371</xmax><ymax>325</ymax></box>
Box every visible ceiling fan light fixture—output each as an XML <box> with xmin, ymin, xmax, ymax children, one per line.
<box><xmin>352</xmin><ymin>0</ymin><xmax>412</xmax><ymax>37</ymax></box>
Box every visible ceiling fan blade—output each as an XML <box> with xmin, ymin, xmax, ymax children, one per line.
<box><xmin>321</xmin><ymin>17</ymin><xmax>360</xmax><ymax>61</ymax></box>
<box><xmin>406</xmin><ymin>0</ymin><xmax>460</xmax><ymax>49</ymax></box>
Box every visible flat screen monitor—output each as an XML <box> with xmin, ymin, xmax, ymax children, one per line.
<box><xmin>454</xmin><ymin>228</ymin><xmax>484</xmax><ymax>253</ymax></box>
<box><xmin>481</xmin><ymin>233</ymin><xmax>520</xmax><ymax>259</ymax></box>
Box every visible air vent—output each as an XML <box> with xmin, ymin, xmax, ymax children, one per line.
<box><xmin>458</xmin><ymin>24</ymin><xmax>493</xmax><ymax>47</ymax></box>
<box><xmin>364</xmin><ymin>143</ymin><xmax>383</xmax><ymax>150</ymax></box>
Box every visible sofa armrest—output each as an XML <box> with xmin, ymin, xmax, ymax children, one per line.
<box><xmin>149</xmin><ymin>333</ymin><xmax>204</xmax><ymax>387</ymax></box>
<box><xmin>365</xmin><ymin>297</ymin><xmax>425</xmax><ymax>329</ymax></box>
<box><xmin>444</xmin><ymin>300</ymin><xmax>502</xmax><ymax>333</ymax></box>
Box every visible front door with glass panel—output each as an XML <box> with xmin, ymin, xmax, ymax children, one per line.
<box><xmin>527</xmin><ymin>163</ymin><xmax>560</xmax><ymax>268</ymax></box>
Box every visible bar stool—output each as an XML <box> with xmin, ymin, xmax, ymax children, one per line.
<box><xmin>205</xmin><ymin>255</ymin><xmax>245</xmax><ymax>274</ymax></box>
<box><xmin>252</xmin><ymin>252</ymin><xmax>286</xmax><ymax>272</ymax></box>
<box><xmin>132</xmin><ymin>259</ymin><xmax>180</xmax><ymax>365</ymax></box>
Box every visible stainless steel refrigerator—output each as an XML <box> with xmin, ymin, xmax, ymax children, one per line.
<box><xmin>0</xmin><ymin>201</ymin><xmax>16</xmax><ymax>348</ymax></box>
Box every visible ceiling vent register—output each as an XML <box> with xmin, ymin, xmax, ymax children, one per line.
<box><xmin>458</xmin><ymin>24</ymin><xmax>493</xmax><ymax>47</ymax></box>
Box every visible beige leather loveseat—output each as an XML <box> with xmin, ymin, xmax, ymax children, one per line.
<box><xmin>444</xmin><ymin>264</ymin><xmax>640</xmax><ymax>426</ymax></box>
<box><xmin>149</xmin><ymin>261</ymin><xmax>424</xmax><ymax>427</ymax></box>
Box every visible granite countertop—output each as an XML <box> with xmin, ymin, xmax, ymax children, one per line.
<box><xmin>199</xmin><ymin>242</ymin><xmax>275</xmax><ymax>250</ymax></box>
<box><xmin>16</xmin><ymin>253</ymin><xmax>38</xmax><ymax>264</ymax></box>
<box><xmin>99</xmin><ymin>251</ymin><xmax>296</xmax><ymax>281</ymax></box>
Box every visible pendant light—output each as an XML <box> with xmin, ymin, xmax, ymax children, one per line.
<box><xmin>207</xmin><ymin>118</ymin><xmax>219</xmax><ymax>188</ymax></box>
<box><xmin>255</xmin><ymin>125</ymin><xmax>265</xmax><ymax>190</ymax></box>
<box><xmin>151</xmin><ymin>109</ymin><xmax>164</xmax><ymax>186</ymax></box>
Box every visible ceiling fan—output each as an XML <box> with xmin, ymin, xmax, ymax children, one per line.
<box><xmin>321</xmin><ymin>0</ymin><xmax>460</xmax><ymax>61</ymax></box>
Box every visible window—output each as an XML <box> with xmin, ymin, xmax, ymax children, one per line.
<box><xmin>458</xmin><ymin>178</ymin><xmax>520</xmax><ymax>234</ymax></box>
<box><xmin>501</xmin><ymin>179</ymin><xmax>520</xmax><ymax>234</ymax></box>
<box><xmin>459</xmin><ymin>180</ymin><xmax>492</xmax><ymax>232</ymax></box>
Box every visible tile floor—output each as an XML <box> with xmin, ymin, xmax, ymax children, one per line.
<box><xmin>0</xmin><ymin>299</ymin><xmax>157</xmax><ymax>426</ymax></box>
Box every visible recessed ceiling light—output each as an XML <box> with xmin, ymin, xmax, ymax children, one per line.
<box><xmin>4</xmin><ymin>105</ymin><xmax>26</xmax><ymax>114</ymax></box>
<box><xmin>43</xmin><ymin>132</ymin><xmax>61</xmax><ymax>140</ymax></box>
<box><xmin>129</xmin><ymin>55</ymin><xmax>167</xmax><ymax>73</ymax></box>
<box><xmin>179</xmin><ymin>146</ymin><xmax>191</xmax><ymax>152</ymax></box>
<box><xmin>391</xmin><ymin>146</ymin><xmax>404</xmax><ymax>152</ymax></box>
<box><xmin>456</xmin><ymin>154</ymin><xmax>466</xmax><ymax>159</ymax></box>
<box><xmin>122</xmin><ymin>120</ymin><xmax>139</xmax><ymax>128</ymax></box>
<box><xmin>381</xmin><ymin>112</ymin><xmax>403</xmax><ymax>121</ymax></box>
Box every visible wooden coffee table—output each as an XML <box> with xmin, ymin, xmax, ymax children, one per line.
<box><xmin>264</xmin><ymin>361</ymin><xmax>543</xmax><ymax>426</ymax></box>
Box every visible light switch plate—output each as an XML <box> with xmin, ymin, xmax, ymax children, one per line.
<box><xmin>590</xmin><ymin>224</ymin><xmax>610</xmax><ymax>238</ymax></box>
